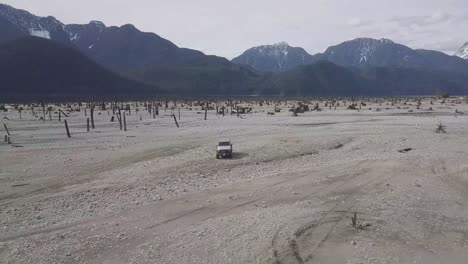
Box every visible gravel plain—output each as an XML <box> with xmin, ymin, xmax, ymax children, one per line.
<box><xmin>1</xmin><ymin>99</ymin><xmax>468</xmax><ymax>264</ymax></box>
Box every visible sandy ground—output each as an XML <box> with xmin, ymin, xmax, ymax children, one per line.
<box><xmin>1</xmin><ymin>99</ymin><xmax>468</xmax><ymax>264</ymax></box>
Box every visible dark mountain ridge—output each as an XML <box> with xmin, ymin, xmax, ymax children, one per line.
<box><xmin>64</xmin><ymin>21</ymin><xmax>204</xmax><ymax>73</ymax></box>
<box><xmin>0</xmin><ymin>37</ymin><xmax>158</xmax><ymax>99</ymax></box>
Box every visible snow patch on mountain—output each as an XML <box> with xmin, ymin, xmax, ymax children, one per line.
<box><xmin>253</xmin><ymin>42</ymin><xmax>290</xmax><ymax>59</ymax></box>
<box><xmin>0</xmin><ymin>3</ymin><xmax>67</xmax><ymax>42</ymax></box>
<box><xmin>70</xmin><ymin>33</ymin><xmax>79</xmax><ymax>41</ymax></box>
<box><xmin>455</xmin><ymin>43</ymin><xmax>468</xmax><ymax>60</ymax></box>
<box><xmin>30</xmin><ymin>29</ymin><xmax>50</xmax><ymax>39</ymax></box>
<box><xmin>350</xmin><ymin>38</ymin><xmax>393</xmax><ymax>63</ymax></box>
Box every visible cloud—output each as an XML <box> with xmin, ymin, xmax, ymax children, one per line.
<box><xmin>388</xmin><ymin>11</ymin><xmax>454</xmax><ymax>27</ymax></box>
<box><xmin>344</xmin><ymin>11</ymin><xmax>468</xmax><ymax>54</ymax></box>
<box><xmin>347</xmin><ymin>17</ymin><xmax>374</xmax><ymax>28</ymax></box>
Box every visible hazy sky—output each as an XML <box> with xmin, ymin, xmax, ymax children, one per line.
<box><xmin>3</xmin><ymin>0</ymin><xmax>468</xmax><ymax>58</ymax></box>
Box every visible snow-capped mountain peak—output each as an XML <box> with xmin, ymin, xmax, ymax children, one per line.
<box><xmin>252</xmin><ymin>42</ymin><xmax>292</xmax><ymax>58</ymax></box>
<box><xmin>455</xmin><ymin>42</ymin><xmax>468</xmax><ymax>60</ymax></box>
<box><xmin>316</xmin><ymin>37</ymin><xmax>423</xmax><ymax>67</ymax></box>
<box><xmin>273</xmin><ymin>41</ymin><xmax>289</xmax><ymax>47</ymax></box>
<box><xmin>232</xmin><ymin>42</ymin><xmax>315</xmax><ymax>72</ymax></box>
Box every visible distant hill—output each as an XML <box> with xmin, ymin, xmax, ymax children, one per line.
<box><xmin>0</xmin><ymin>37</ymin><xmax>158</xmax><ymax>99</ymax></box>
<box><xmin>130</xmin><ymin>55</ymin><xmax>262</xmax><ymax>95</ymax></box>
<box><xmin>231</xmin><ymin>42</ymin><xmax>315</xmax><ymax>72</ymax></box>
<box><xmin>256</xmin><ymin>61</ymin><xmax>366</xmax><ymax>96</ymax></box>
<box><xmin>256</xmin><ymin>61</ymin><xmax>468</xmax><ymax>96</ymax></box>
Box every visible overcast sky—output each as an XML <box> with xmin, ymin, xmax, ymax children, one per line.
<box><xmin>3</xmin><ymin>0</ymin><xmax>468</xmax><ymax>58</ymax></box>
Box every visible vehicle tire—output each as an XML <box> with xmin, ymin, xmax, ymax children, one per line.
<box><xmin>216</xmin><ymin>154</ymin><xmax>219</xmax><ymax>159</ymax></box>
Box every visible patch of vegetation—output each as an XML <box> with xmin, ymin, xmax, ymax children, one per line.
<box><xmin>436</xmin><ymin>123</ymin><xmax>447</xmax><ymax>134</ymax></box>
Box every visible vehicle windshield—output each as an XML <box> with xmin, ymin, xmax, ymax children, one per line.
<box><xmin>218</xmin><ymin>142</ymin><xmax>230</xmax><ymax>146</ymax></box>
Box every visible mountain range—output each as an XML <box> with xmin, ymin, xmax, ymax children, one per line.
<box><xmin>234</xmin><ymin>38</ymin><xmax>468</xmax><ymax>74</ymax></box>
<box><xmin>1</xmin><ymin>3</ymin><xmax>468</xmax><ymax>99</ymax></box>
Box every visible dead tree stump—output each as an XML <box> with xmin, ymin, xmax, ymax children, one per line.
<box><xmin>118</xmin><ymin>109</ymin><xmax>123</xmax><ymax>130</ymax></box>
<box><xmin>3</xmin><ymin>124</ymin><xmax>10</xmax><ymax>136</ymax></box>
<box><xmin>173</xmin><ymin>114</ymin><xmax>179</xmax><ymax>128</ymax></box>
<box><xmin>123</xmin><ymin>113</ymin><xmax>127</xmax><ymax>132</ymax></box>
<box><xmin>64</xmin><ymin>120</ymin><xmax>71</xmax><ymax>138</ymax></box>
<box><xmin>42</xmin><ymin>106</ymin><xmax>46</xmax><ymax>122</ymax></box>
<box><xmin>90</xmin><ymin>106</ymin><xmax>95</xmax><ymax>129</ymax></box>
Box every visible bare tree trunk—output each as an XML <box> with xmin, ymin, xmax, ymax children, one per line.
<box><xmin>123</xmin><ymin>113</ymin><xmax>127</xmax><ymax>132</ymax></box>
<box><xmin>118</xmin><ymin>109</ymin><xmax>122</xmax><ymax>130</ymax></box>
<box><xmin>64</xmin><ymin>120</ymin><xmax>71</xmax><ymax>138</ymax></box>
<box><xmin>90</xmin><ymin>106</ymin><xmax>95</xmax><ymax>129</ymax></box>
<box><xmin>3</xmin><ymin>124</ymin><xmax>10</xmax><ymax>136</ymax></box>
<box><xmin>173</xmin><ymin>114</ymin><xmax>179</xmax><ymax>128</ymax></box>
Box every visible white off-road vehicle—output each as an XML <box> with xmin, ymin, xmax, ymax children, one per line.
<box><xmin>216</xmin><ymin>141</ymin><xmax>233</xmax><ymax>159</ymax></box>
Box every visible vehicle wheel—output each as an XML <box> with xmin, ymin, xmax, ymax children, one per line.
<box><xmin>216</xmin><ymin>155</ymin><xmax>219</xmax><ymax>159</ymax></box>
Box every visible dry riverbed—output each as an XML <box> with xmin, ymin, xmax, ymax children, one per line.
<box><xmin>1</xmin><ymin>99</ymin><xmax>468</xmax><ymax>264</ymax></box>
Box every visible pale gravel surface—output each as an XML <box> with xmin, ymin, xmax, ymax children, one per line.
<box><xmin>1</xmin><ymin>99</ymin><xmax>468</xmax><ymax>263</ymax></box>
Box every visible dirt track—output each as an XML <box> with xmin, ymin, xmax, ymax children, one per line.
<box><xmin>1</xmin><ymin>101</ymin><xmax>468</xmax><ymax>263</ymax></box>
